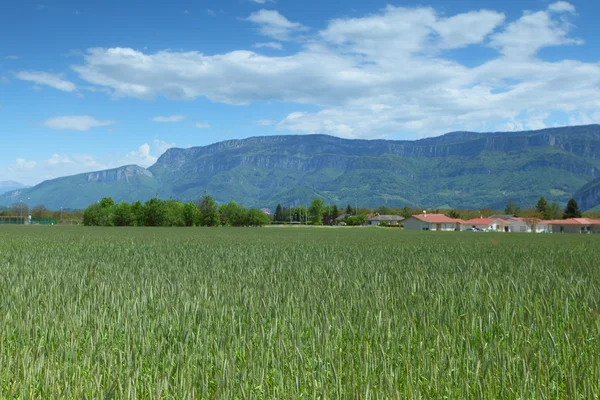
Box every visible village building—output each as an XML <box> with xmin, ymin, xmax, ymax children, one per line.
<box><xmin>402</xmin><ymin>214</ymin><xmax>463</xmax><ymax>231</ymax></box>
<box><xmin>462</xmin><ymin>218</ymin><xmax>510</xmax><ymax>232</ymax></box>
<box><xmin>366</xmin><ymin>214</ymin><xmax>404</xmax><ymax>226</ymax></box>
<box><xmin>547</xmin><ymin>218</ymin><xmax>600</xmax><ymax>234</ymax></box>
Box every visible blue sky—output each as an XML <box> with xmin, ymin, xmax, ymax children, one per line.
<box><xmin>1</xmin><ymin>0</ymin><xmax>599</xmax><ymax>185</ymax></box>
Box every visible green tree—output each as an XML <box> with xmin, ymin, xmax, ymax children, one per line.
<box><xmin>446</xmin><ymin>210</ymin><xmax>461</xmax><ymax>219</ymax></box>
<box><xmin>345</xmin><ymin>204</ymin><xmax>353</xmax><ymax>216</ymax></box>
<box><xmin>309</xmin><ymin>198</ymin><xmax>324</xmax><ymax>225</ymax></box>
<box><xmin>274</xmin><ymin>204</ymin><xmax>284</xmax><ymax>222</ymax></box>
<box><xmin>549</xmin><ymin>202</ymin><xmax>563</xmax><ymax>220</ymax></box>
<box><xmin>245</xmin><ymin>209</ymin><xmax>271</xmax><ymax>226</ymax></box>
<box><xmin>82</xmin><ymin>203</ymin><xmax>103</xmax><ymax>226</ymax></box>
<box><xmin>183</xmin><ymin>202</ymin><xmax>199</xmax><ymax>227</ymax></box>
<box><xmin>504</xmin><ymin>201</ymin><xmax>521</xmax><ymax>216</ymax></box>
<box><xmin>100</xmin><ymin>197</ymin><xmax>115</xmax><ymax>209</ymax></box>
<box><xmin>113</xmin><ymin>202</ymin><xmax>134</xmax><ymax>226</ymax></box>
<box><xmin>219</xmin><ymin>202</ymin><xmax>245</xmax><ymax>226</ymax></box>
<box><xmin>144</xmin><ymin>198</ymin><xmax>167</xmax><ymax>227</ymax></box>
<box><xmin>130</xmin><ymin>201</ymin><xmax>146</xmax><ymax>226</ymax></box>
<box><xmin>400</xmin><ymin>205</ymin><xmax>412</xmax><ymax>218</ymax></box>
<box><xmin>536</xmin><ymin>197</ymin><xmax>551</xmax><ymax>220</ymax></box>
<box><xmin>332</xmin><ymin>205</ymin><xmax>339</xmax><ymax>219</ymax></box>
<box><xmin>198</xmin><ymin>195</ymin><xmax>220</xmax><ymax>227</ymax></box>
<box><xmin>563</xmin><ymin>198</ymin><xmax>582</xmax><ymax>219</ymax></box>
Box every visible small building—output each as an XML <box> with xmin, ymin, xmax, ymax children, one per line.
<box><xmin>506</xmin><ymin>217</ymin><xmax>550</xmax><ymax>233</ymax></box>
<box><xmin>462</xmin><ymin>218</ymin><xmax>510</xmax><ymax>232</ymax></box>
<box><xmin>403</xmin><ymin>214</ymin><xmax>463</xmax><ymax>231</ymax></box>
<box><xmin>547</xmin><ymin>218</ymin><xmax>600</xmax><ymax>234</ymax></box>
<box><xmin>366</xmin><ymin>214</ymin><xmax>405</xmax><ymax>226</ymax></box>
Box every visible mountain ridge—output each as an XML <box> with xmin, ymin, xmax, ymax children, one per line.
<box><xmin>3</xmin><ymin>125</ymin><xmax>600</xmax><ymax>211</ymax></box>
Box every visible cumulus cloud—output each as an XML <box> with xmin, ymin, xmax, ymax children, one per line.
<box><xmin>153</xmin><ymin>139</ymin><xmax>176</xmax><ymax>154</ymax></box>
<box><xmin>15</xmin><ymin>71</ymin><xmax>77</xmax><ymax>92</ymax></box>
<box><xmin>548</xmin><ymin>1</ymin><xmax>576</xmax><ymax>14</ymax></box>
<box><xmin>42</xmin><ymin>116</ymin><xmax>115</xmax><ymax>131</ymax></box>
<box><xmin>195</xmin><ymin>122</ymin><xmax>211</xmax><ymax>129</ymax></box>
<box><xmin>124</xmin><ymin>144</ymin><xmax>157</xmax><ymax>167</ymax></box>
<box><xmin>59</xmin><ymin>2</ymin><xmax>599</xmax><ymax>138</ymax></box>
<box><xmin>246</xmin><ymin>9</ymin><xmax>305</xmax><ymax>40</ymax></box>
<box><xmin>152</xmin><ymin>115</ymin><xmax>184</xmax><ymax>122</ymax></box>
<box><xmin>15</xmin><ymin>158</ymin><xmax>37</xmax><ymax>169</ymax></box>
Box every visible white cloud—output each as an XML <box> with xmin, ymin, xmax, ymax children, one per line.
<box><xmin>548</xmin><ymin>1</ymin><xmax>576</xmax><ymax>14</ymax></box>
<box><xmin>249</xmin><ymin>0</ymin><xmax>274</xmax><ymax>4</ymax></box>
<box><xmin>206</xmin><ymin>9</ymin><xmax>215</xmax><ymax>16</ymax></box>
<box><xmin>254</xmin><ymin>42</ymin><xmax>283</xmax><ymax>50</ymax></box>
<box><xmin>4</xmin><ymin>55</ymin><xmax>19</xmax><ymax>60</ymax></box>
<box><xmin>255</xmin><ymin>119</ymin><xmax>276</xmax><ymax>126</ymax></box>
<box><xmin>124</xmin><ymin>144</ymin><xmax>157</xmax><ymax>167</ymax></box>
<box><xmin>15</xmin><ymin>158</ymin><xmax>37</xmax><ymax>169</ymax></box>
<box><xmin>195</xmin><ymin>122</ymin><xmax>211</xmax><ymax>129</ymax></box>
<box><xmin>153</xmin><ymin>139</ymin><xmax>176</xmax><ymax>154</ymax></box>
<box><xmin>152</xmin><ymin>114</ymin><xmax>184</xmax><ymax>123</ymax></box>
<box><xmin>42</xmin><ymin>116</ymin><xmax>115</xmax><ymax>131</ymax></box>
<box><xmin>47</xmin><ymin>154</ymin><xmax>73</xmax><ymax>165</ymax></box>
<box><xmin>15</xmin><ymin>71</ymin><xmax>76</xmax><ymax>92</ymax></box>
<box><xmin>246</xmin><ymin>9</ymin><xmax>305</xmax><ymax>40</ymax></box>
<box><xmin>490</xmin><ymin>5</ymin><xmax>582</xmax><ymax>59</ymax></box>
<box><xmin>61</xmin><ymin>2</ymin><xmax>600</xmax><ymax>139</ymax></box>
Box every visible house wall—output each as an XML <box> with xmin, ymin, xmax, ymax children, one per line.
<box><xmin>550</xmin><ymin>224</ymin><xmax>590</xmax><ymax>234</ymax></box>
<box><xmin>403</xmin><ymin>218</ymin><xmax>425</xmax><ymax>231</ymax></box>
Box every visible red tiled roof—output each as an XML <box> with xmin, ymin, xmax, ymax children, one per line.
<box><xmin>547</xmin><ymin>218</ymin><xmax>600</xmax><ymax>225</ymax></box>
<box><xmin>411</xmin><ymin>214</ymin><xmax>463</xmax><ymax>223</ymax></box>
<box><xmin>462</xmin><ymin>218</ymin><xmax>510</xmax><ymax>225</ymax></box>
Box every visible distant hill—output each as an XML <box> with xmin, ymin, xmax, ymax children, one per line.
<box><xmin>0</xmin><ymin>181</ymin><xmax>28</xmax><ymax>196</ymax></box>
<box><xmin>2</xmin><ymin>125</ymin><xmax>600</xmax><ymax>210</ymax></box>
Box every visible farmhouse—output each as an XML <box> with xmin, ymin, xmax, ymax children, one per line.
<box><xmin>462</xmin><ymin>218</ymin><xmax>510</xmax><ymax>232</ymax></box>
<box><xmin>547</xmin><ymin>218</ymin><xmax>600</xmax><ymax>234</ymax></box>
<box><xmin>506</xmin><ymin>217</ymin><xmax>550</xmax><ymax>233</ymax></box>
<box><xmin>403</xmin><ymin>214</ymin><xmax>463</xmax><ymax>231</ymax></box>
<box><xmin>366</xmin><ymin>214</ymin><xmax>404</xmax><ymax>226</ymax></box>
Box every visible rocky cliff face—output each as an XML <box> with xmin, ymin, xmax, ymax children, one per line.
<box><xmin>86</xmin><ymin>165</ymin><xmax>153</xmax><ymax>183</ymax></box>
<box><xmin>4</xmin><ymin>125</ymin><xmax>600</xmax><ymax>210</ymax></box>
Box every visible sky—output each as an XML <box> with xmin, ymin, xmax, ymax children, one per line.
<box><xmin>1</xmin><ymin>0</ymin><xmax>600</xmax><ymax>185</ymax></box>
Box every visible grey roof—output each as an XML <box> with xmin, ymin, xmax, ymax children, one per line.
<box><xmin>367</xmin><ymin>215</ymin><xmax>405</xmax><ymax>222</ymax></box>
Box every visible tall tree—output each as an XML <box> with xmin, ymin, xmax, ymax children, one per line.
<box><xmin>309</xmin><ymin>198</ymin><xmax>325</xmax><ymax>225</ymax></box>
<box><xmin>549</xmin><ymin>202</ymin><xmax>563</xmax><ymax>220</ymax></box>
<box><xmin>345</xmin><ymin>204</ymin><xmax>353</xmax><ymax>216</ymax></box>
<box><xmin>113</xmin><ymin>202</ymin><xmax>134</xmax><ymax>226</ymax></box>
<box><xmin>563</xmin><ymin>198</ymin><xmax>582</xmax><ymax>219</ymax></box>
<box><xmin>400</xmin><ymin>205</ymin><xmax>412</xmax><ymax>218</ymax></box>
<box><xmin>332</xmin><ymin>205</ymin><xmax>339</xmax><ymax>219</ymax></box>
<box><xmin>198</xmin><ymin>195</ymin><xmax>220</xmax><ymax>227</ymax></box>
<box><xmin>183</xmin><ymin>202</ymin><xmax>200</xmax><ymax>227</ymax></box>
<box><xmin>504</xmin><ymin>201</ymin><xmax>521</xmax><ymax>216</ymax></box>
<box><xmin>274</xmin><ymin>204</ymin><xmax>284</xmax><ymax>222</ymax></box>
<box><xmin>536</xmin><ymin>197</ymin><xmax>551</xmax><ymax>220</ymax></box>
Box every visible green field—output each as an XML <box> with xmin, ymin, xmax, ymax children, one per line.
<box><xmin>1</xmin><ymin>227</ymin><xmax>599</xmax><ymax>398</ymax></box>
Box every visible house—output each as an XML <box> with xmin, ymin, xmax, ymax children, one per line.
<box><xmin>461</xmin><ymin>218</ymin><xmax>510</xmax><ymax>232</ymax></box>
<box><xmin>547</xmin><ymin>218</ymin><xmax>600</xmax><ymax>234</ymax></box>
<box><xmin>402</xmin><ymin>214</ymin><xmax>463</xmax><ymax>231</ymax></box>
<box><xmin>506</xmin><ymin>217</ymin><xmax>550</xmax><ymax>233</ymax></box>
<box><xmin>366</xmin><ymin>214</ymin><xmax>405</xmax><ymax>226</ymax></box>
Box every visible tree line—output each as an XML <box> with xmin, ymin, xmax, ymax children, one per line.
<box><xmin>82</xmin><ymin>196</ymin><xmax>271</xmax><ymax>227</ymax></box>
<box><xmin>503</xmin><ymin>197</ymin><xmax>582</xmax><ymax>220</ymax></box>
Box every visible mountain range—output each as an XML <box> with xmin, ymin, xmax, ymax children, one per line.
<box><xmin>2</xmin><ymin>125</ymin><xmax>600</xmax><ymax>211</ymax></box>
<box><xmin>0</xmin><ymin>181</ymin><xmax>27</xmax><ymax>196</ymax></box>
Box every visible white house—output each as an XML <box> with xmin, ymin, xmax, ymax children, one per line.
<box><xmin>506</xmin><ymin>217</ymin><xmax>550</xmax><ymax>233</ymax></box>
<box><xmin>403</xmin><ymin>214</ymin><xmax>463</xmax><ymax>231</ymax></box>
<box><xmin>461</xmin><ymin>218</ymin><xmax>510</xmax><ymax>232</ymax></box>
